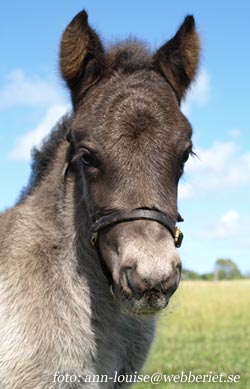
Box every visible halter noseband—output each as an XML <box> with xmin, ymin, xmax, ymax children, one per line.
<box><xmin>91</xmin><ymin>208</ymin><xmax>184</xmax><ymax>248</ymax></box>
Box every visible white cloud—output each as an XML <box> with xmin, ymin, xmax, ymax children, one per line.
<box><xmin>181</xmin><ymin>68</ymin><xmax>210</xmax><ymax>115</ymax></box>
<box><xmin>0</xmin><ymin>69</ymin><xmax>67</xmax><ymax>110</ymax></box>
<box><xmin>229</xmin><ymin>128</ymin><xmax>241</xmax><ymax>139</ymax></box>
<box><xmin>179</xmin><ymin>140</ymin><xmax>250</xmax><ymax>198</ymax></box>
<box><xmin>178</xmin><ymin>182</ymin><xmax>193</xmax><ymax>200</ymax></box>
<box><xmin>200</xmin><ymin>209</ymin><xmax>241</xmax><ymax>239</ymax></box>
<box><xmin>212</xmin><ymin>210</ymin><xmax>240</xmax><ymax>239</ymax></box>
<box><xmin>8</xmin><ymin>104</ymin><xmax>69</xmax><ymax>161</ymax></box>
<box><xmin>1</xmin><ymin>68</ymin><xmax>70</xmax><ymax>161</ymax></box>
<box><xmin>220</xmin><ymin>210</ymin><xmax>240</xmax><ymax>224</ymax></box>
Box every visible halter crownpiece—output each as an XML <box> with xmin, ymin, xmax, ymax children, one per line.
<box><xmin>91</xmin><ymin>208</ymin><xmax>184</xmax><ymax>248</ymax></box>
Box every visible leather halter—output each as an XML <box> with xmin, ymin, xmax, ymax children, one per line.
<box><xmin>91</xmin><ymin>208</ymin><xmax>184</xmax><ymax>248</ymax></box>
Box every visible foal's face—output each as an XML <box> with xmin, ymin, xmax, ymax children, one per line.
<box><xmin>60</xmin><ymin>10</ymin><xmax>200</xmax><ymax>315</ymax></box>
<box><xmin>72</xmin><ymin>72</ymin><xmax>192</xmax><ymax>314</ymax></box>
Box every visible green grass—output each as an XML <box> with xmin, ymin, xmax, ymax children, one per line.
<box><xmin>134</xmin><ymin>280</ymin><xmax>250</xmax><ymax>389</ymax></box>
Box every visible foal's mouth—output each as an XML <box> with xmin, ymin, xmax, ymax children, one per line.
<box><xmin>110</xmin><ymin>283</ymin><xmax>169</xmax><ymax>317</ymax></box>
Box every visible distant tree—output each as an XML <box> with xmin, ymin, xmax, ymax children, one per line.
<box><xmin>201</xmin><ymin>272</ymin><xmax>214</xmax><ymax>281</ymax></box>
<box><xmin>214</xmin><ymin>258</ymin><xmax>243</xmax><ymax>280</ymax></box>
<box><xmin>181</xmin><ymin>269</ymin><xmax>201</xmax><ymax>280</ymax></box>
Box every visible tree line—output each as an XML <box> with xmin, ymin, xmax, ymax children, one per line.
<box><xmin>182</xmin><ymin>258</ymin><xmax>248</xmax><ymax>280</ymax></box>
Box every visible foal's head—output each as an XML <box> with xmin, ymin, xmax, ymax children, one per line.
<box><xmin>60</xmin><ymin>10</ymin><xmax>200</xmax><ymax>315</ymax></box>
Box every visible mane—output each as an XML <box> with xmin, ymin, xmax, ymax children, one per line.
<box><xmin>17</xmin><ymin>115</ymin><xmax>72</xmax><ymax>204</ymax></box>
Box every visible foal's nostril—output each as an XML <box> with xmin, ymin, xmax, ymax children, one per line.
<box><xmin>122</xmin><ymin>267</ymin><xmax>145</xmax><ymax>298</ymax></box>
<box><xmin>161</xmin><ymin>271</ymin><xmax>180</xmax><ymax>298</ymax></box>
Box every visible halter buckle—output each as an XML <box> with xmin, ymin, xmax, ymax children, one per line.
<box><xmin>174</xmin><ymin>227</ymin><xmax>184</xmax><ymax>248</ymax></box>
<box><xmin>91</xmin><ymin>232</ymin><xmax>98</xmax><ymax>247</ymax></box>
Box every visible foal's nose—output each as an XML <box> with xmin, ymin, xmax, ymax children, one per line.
<box><xmin>121</xmin><ymin>263</ymin><xmax>181</xmax><ymax>300</ymax></box>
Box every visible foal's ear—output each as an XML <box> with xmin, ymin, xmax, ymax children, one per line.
<box><xmin>60</xmin><ymin>10</ymin><xmax>105</xmax><ymax>109</ymax></box>
<box><xmin>153</xmin><ymin>16</ymin><xmax>200</xmax><ymax>101</ymax></box>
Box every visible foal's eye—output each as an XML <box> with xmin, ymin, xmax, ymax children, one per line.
<box><xmin>182</xmin><ymin>150</ymin><xmax>190</xmax><ymax>164</ymax></box>
<box><xmin>81</xmin><ymin>149</ymin><xmax>97</xmax><ymax>167</ymax></box>
<box><xmin>181</xmin><ymin>145</ymin><xmax>194</xmax><ymax>165</ymax></box>
<box><xmin>178</xmin><ymin>147</ymin><xmax>193</xmax><ymax>179</ymax></box>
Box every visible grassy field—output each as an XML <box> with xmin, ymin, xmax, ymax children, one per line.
<box><xmin>134</xmin><ymin>280</ymin><xmax>250</xmax><ymax>389</ymax></box>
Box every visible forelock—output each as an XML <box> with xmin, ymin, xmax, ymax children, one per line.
<box><xmin>106</xmin><ymin>40</ymin><xmax>154</xmax><ymax>73</ymax></box>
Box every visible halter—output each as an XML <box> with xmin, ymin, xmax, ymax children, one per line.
<box><xmin>91</xmin><ymin>208</ymin><xmax>184</xmax><ymax>248</ymax></box>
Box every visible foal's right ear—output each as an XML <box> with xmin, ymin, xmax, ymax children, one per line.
<box><xmin>153</xmin><ymin>16</ymin><xmax>200</xmax><ymax>101</ymax></box>
<box><xmin>60</xmin><ymin>10</ymin><xmax>105</xmax><ymax>109</ymax></box>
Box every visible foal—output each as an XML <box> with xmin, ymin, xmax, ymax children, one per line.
<box><xmin>0</xmin><ymin>10</ymin><xmax>200</xmax><ymax>388</ymax></box>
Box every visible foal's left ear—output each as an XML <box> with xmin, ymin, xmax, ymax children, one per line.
<box><xmin>60</xmin><ymin>10</ymin><xmax>105</xmax><ymax>109</ymax></box>
<box><xmin>153</xmin><ymin>16</ymin><xmax>200</xmax><ymax>101</ymax></box>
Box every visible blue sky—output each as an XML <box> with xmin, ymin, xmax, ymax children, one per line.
<box><xmin>1</xmin><ymin>0</ymin><xmax>250</xmax><ymax>274</ymax></box>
